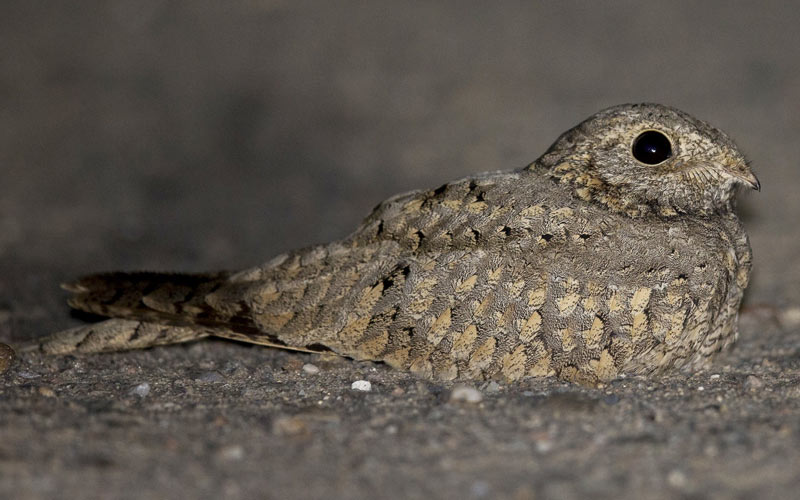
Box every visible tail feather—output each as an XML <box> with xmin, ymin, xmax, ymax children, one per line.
<box><xmin>64</xmin><ymin>271</ymin><xmax>233</xmax><ymax>325</ymax></box>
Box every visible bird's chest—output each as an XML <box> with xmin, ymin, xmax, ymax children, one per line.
<box><xmin>654</xmin><ymin>216</ymin><xmax>751</xmax><ymax>372</ymax></box>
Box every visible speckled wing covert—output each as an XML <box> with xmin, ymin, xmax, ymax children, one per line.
<box><xmin>39</xmin><ymin>103</ymin><xmax>757</xmax><ymax>384</ymax></box>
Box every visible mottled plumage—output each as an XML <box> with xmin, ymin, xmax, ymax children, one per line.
<box><xmin>31</xmin><ymin>103</ymin><xmax>759</xmax><ymax>384</ymax></box>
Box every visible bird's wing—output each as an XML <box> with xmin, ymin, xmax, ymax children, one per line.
<box><xmin>345</xmin><ymin>170</ymin><xmax>533</xmax><ymax>252</ymax></box>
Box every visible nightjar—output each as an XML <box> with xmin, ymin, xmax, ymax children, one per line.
<box><xmin>31</xmin><ymin>103</ymin><xmax>759</xmax><ymax>384</ymax></box>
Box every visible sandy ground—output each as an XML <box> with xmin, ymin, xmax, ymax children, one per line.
<box><xmin>2</xmin><ymin>1</ymin><xmax>800</xmax><ymax>498</ymax></box>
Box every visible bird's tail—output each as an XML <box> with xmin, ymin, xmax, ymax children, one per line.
<box><xmin>63</xmin><ymin>271</ymin><xmax>232</xmax><ymax>324</ymax></box>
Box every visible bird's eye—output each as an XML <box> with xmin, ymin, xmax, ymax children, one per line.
<box><xmin>632</xmin><ymin>130</ymin><xmax>672</xmax><ymax>165</ymax></box>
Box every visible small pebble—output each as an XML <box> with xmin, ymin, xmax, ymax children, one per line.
<box><xmin>351</xmin><ymin>380</ymin><xmax>372</xmax><ymax>392</ymax></box>
<box><xmin>450</xmin><ymin>385</ymin><xmax>483</xmax><ymax>404</ymax></box>
<box><xmin>302</xmin><ymin>363</ymin><xmax>320</xmax><ymax>375</ymax></box>
<box><xmin>131</xmin><ymin>382</ymin><xmax>151</xmax><ymax>397</ymax></box>
<box><xmin>780</xmin><ymin>306</ymin><xmax>800</xmax><ymax>327</ymax></box>
<box><xmin>0</xmin><ymin>343</ymin><xmax>15</xmax><ymax>374</ymax></box>
<box><xmin>217</xmin><ymin>445</ymin><xmax>244</xmax><ymax>461</ymax></box>
<box><xmin>667</xmin><ymin>469</ymin><xmax>688</xmax><ymax>489</ymax></box>
<box><xmin>534</xmin><ymin>436</ymin><xmax>554</xmax><ymax>453</ymax></box>
<box><xmin>744</xmin><ymin>374</ymin><xmax>764</xmax><ymax>391</ymax></box>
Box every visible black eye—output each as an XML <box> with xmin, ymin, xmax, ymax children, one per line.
<box><xmin>632</xmin><ymin>130</ymin><xmax>672</xmax><ymax>165</ymax></box>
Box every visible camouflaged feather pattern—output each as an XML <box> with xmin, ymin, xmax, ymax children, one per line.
<box><xmin>39</xmin><ymin>103</ymin><xmax>759</xmax><ymax>384</ymax></box>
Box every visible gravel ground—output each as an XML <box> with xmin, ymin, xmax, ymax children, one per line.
<box><xmin>2</xmin><ymin>2</ymin><xmax>799</xmax><ymax>499</ymax></box>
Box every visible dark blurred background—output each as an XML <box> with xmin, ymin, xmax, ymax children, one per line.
<box><xmin>1</xmin><ymin>1</ymin><xmax>798</xmax><ymax>340</ymax></box>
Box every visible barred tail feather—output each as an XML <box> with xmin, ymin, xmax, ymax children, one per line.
<box><xmin>63</xmin><ymin>271</ymin><xmax>231</xmax><ymax>324</ymax></box>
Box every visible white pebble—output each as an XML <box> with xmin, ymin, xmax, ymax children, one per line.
<box><xmin>780</xmin><ymin>307</ymin><xmax>800</xmax><ymax>327</ymax></box>
<box><xmin>302</xmin><ymin>363</ymin><xmax>320</xmax><ymax>375</ymax></box>
<box><xmin>131</xmin><ymin>382</ymin><xmax>150</xmax><ymax>397</ymax></box>
<box><xmin>450</xmin><ymin>385</ymin><xmax>483</xmax><ymax>403</ymax></box>
<box><xmin>351</xmin><ymin>380</ymin><xmax>372</xmax><ymax>392</ymax></box>
<box><xmin>667</xmin><ymin>469</ymin><xmax>688</xmax><ymax>489</ymax></box>
<box><xmin>218</xmin><ymin>445</ymin><xmax>244</xmax><ymax>461</ymax></box>
<box><xmin>535</xmin><ymin>437</ymin><xmax>554</xmax><ymax>453</ymax></box>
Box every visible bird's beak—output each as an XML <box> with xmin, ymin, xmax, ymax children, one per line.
<box><xmin>724</xmin><ymin>160</ymin><xmax>760</xmax><ymax>191</ymax></box>
<box><xmin>736</xmin><ymin>171</ymin><xmax>761</xmax><ymax>191</ymax></box>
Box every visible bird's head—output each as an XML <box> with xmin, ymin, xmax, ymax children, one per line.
<box><xmin>535</xmin><ymin>103</ymin><xmax>759</xmax><ymax>217</ymax></box>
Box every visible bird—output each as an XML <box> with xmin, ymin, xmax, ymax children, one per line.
<box><xmin>29</xmin><ymin>103</ymin><xmax>759</xmax><ymax>385</ymax></box>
